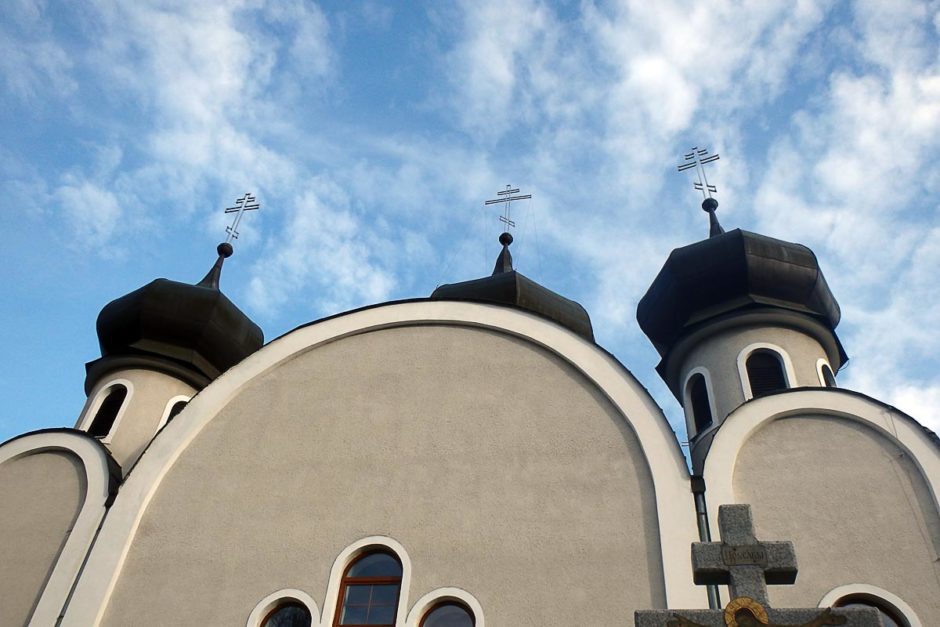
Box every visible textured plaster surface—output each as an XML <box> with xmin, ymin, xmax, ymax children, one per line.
<box><xmin>0</xmin><ymin>451</ymin><xmax>86</xmax><ymax>626</ymax></box>
<box><xmin>732</xmin><ymin>415</ymin><xmax>940</xmax><ymax>624</ymax></box>
<box><xmin>680</xmin><ymin>325</ymin><xmax>829</xmax><ymax>424</ymax></box>
<box><xmin>101</xmin><ymin>325</ymin><xmax>666</xmax><ymax>626</ymax></box>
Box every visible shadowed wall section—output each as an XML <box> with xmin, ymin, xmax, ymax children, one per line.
<box><xmin>0</xmin><ymin>451</ymin><xmax>86</xmax><ymax>626</ymax></box>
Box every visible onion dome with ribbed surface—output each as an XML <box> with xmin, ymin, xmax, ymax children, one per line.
<box><xmin>86</xmin><ymin>243</ymin><xmax>264</xmax><ymax>393</ymax></box>
<box><xmin>431</xmin><ymin>232</ymin><xmax>594</xmax><ymax>342</ymax></box>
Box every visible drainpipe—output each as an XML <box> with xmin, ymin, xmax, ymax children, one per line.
<box><xmin>691</xmin><ymin>474</ymin><xmax>721</xmax><ymax>609</ymax></box>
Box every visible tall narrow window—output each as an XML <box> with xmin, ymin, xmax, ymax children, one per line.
<box><xmin>420</xmin><ymin>602</ymin><xmax>475</xmax><ymax>627</ymax></box>
<box><xmin>262</xmin><ymin>602</ymin><xmax>312</xmax><ymax>627</ymax></box>
<box><xmin>746</xmin><ymin>351</ymin><xmax>787</xmax><ymax>398</ymax></box>
<box><xmin>821</xmin><ymin>364</ymin><xmax>837</xmax><ymax>388</ymax></box>
<box><xmin>688</xmin><ymin>374</ymin><xmax>713</xmax><ymax>433</ymax></box>
<box><xmin>88</xmin><ymin>385</ymin><xmax>128</xmax><ymax>437</ymax></box>
<box><xmin>334</xmin><ymin>551</ymin><xmax>402</xmax><ymax>626</ymax></box>
<box><xmin>166</xmin><ymin>400</ymin><xmax>188</xmax><ymax>423</ymax></box>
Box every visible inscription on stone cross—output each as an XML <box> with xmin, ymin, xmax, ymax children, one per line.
<box><xmin>634</xmin><ymin>504</ymin><xmax>884</xmax><ymax>627</ymax></box>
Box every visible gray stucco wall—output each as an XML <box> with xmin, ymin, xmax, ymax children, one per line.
<box><xmin>0</xmin><ymin>451</ymin><xmax>86</xmax><ymax>626</ymax></box>
<box><xmin>102</xmin><ymin>325</ymin><xmax>666</xmax><ymax>626</ymax></box>
<box><xmin>732</xmin><ymin>414</ymin><xmax>940</xmax><ymax>623</ymax></box>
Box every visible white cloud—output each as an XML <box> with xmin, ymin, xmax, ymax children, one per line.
<box><xmin>55</xmin><ymin>180</ymin><xmax>123</xmax><ymax>250</ymax></box>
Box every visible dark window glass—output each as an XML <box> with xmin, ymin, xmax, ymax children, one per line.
<box><xmin>420</xmin><ymin>602</ymin><xmax>475</xmax><ymax>627</ymax></box>
<box><xmin>688</xmin><ymin>374</ymin><xmax>713</xmax><ymax>433</ymax></box>
<box><xmin>746</xmin><ymin>351</ymin><xmax>787</xmax><ymax>398</ymax></box>
<box><xmin>835</xmin><ymin>598</ymin><xmax>904</xmax><ymax>627</ymax></box>
<box><xmin>88</xmin><ymin>385</ymin><xmax>128</xmax><ymax>437</ymax></box>
<box><xmin>166</xmin><ymin>400</ymin><xmax>188</xmax><ymax>423</ymax></box>
<box><xmin>822</xmin><ymin>364</ymin><xmax>837</xmax><ymax>388</ymax></box>
<box><xmin>262</xmin><ymin>602</ymin><xmax>312</xmax><ymax>627</ymax></box>
<box><xmin>335</xmin><ymin>551</ymin><xmax>402</xmax><ymax>626</ymax></box>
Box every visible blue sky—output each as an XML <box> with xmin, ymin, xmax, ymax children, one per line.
<box><xmin>2</xmin><ymin>0</ymin><xmax>939</xmax><ymax>446</ymax></box>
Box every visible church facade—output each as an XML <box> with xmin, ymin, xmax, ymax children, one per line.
<box><xmin>1</xmin><ymin>200</ymin><xmax>938</xmax><ymax>626</ymax></box>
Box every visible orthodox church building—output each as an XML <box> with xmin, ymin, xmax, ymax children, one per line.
<box><xmin>1</xmin><ymin>184</ymin><xmax>938</xmax><ymax>627</ymax></box>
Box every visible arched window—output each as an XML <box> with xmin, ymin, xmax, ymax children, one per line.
<box><xmin>834</xmin><ymin>596</ymin><xmax>906</xmax><ymax>627</ymax></box>
<box><xmin>821</xmin><ymin>364</ymin><xmax>837</xmax><ymax>387</ymax></box>
<box><xmin>687</xmin><ymin>373</ymin><xmax>713</xmax><ymax>433</ymax></box>
<box><xmin>746</xmin><ymin>350</ymin><xmax>787</xmax><ymax>398</ymax></box>
<box><xmin>262</xmin><ymin>601</ymin><xmax>312</xmax><ymax>627</ymax></box>
<box><xmin>334</xmin><ymin>551</ymin><xmax>402</xmax><ymax>626</ymax></box>
<box><xmin>88</xmin><ymin>385</ymin><xmax>128</xmax><ymax>438</ymax></box>
<box><xmin>420</xmin><ymin>601</ymin><xmax>475</xmax><ymax>627</ymax></box>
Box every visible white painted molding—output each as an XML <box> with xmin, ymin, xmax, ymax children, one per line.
<box><xmin>78</xmin><ymin>378</ymin><xmax>134</xmax><ymax>444</ymax></box>
<box><xmin>702</xmin><ymin>389</ymin><xmax>940</xmax><ymax>537</ymax></box>
<box><xmin>682</xmin><ymin>366</ymin><xmax>718</xmax><ymax>438</ymax></box>
<box><xmin>0</xmin><ymin>432</ymin><xmax>114</xmax><ymax>627</ymax></box>
<box><xmin>157</xmin><ymin>395</ymin><xmax>192</xmax><ymax>431</ymax></box>
<box><xmin>818</xmin><ymin>583</ymin><xmax>922</xmax><ymax>627</ymax></box>
<box><xmin>60</xmin><ymin>301</ymin><xmax>703</xmax><ymax>626</ymax></box>
<box><xmin>320</xmin><ymin>536</ymin><xmax>412</xmax><ymax>627</ymax></box>
<box><xmin>405</xmin><ymin>587</ymin><xmax>485</xmax><ymax>627</ymax></box>
<box><xmin>245</xmin><ymin>588</ymin><xmax>320</xmax><ymax>627</ymax></box>
<box><xmin>736</xmin><ymin>343</ymin><xmax>797</xmax><ymax>400</ymax></box>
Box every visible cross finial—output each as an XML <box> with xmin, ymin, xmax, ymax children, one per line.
<box><xmin>224</xmin><ymin>193</ymin><xmax>261</xmax><ymax>243</ymax></box>
<box><xmin>484</xmin><ymin>185</ymin><xmax>531</xmax><ymax>233</ymax></box>
<box><xmin>691</xmin><ymin>505</ymin><xmax>797</xmax><ymax>606</ymax></box>
<box><xmin>677</xmin><ymin>147</ymin><xmax>725</xmax><ymax>237</ymax></box>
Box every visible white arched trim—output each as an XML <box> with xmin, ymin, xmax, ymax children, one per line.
<box><xmin>405</xmin><ymin>587</ymin><xmax>485</xmax><ymax>627</ymax></box>
<box><xmin>321</xmin><ymin>536</ymin><xmax>412</xmax><ymax>627</ymax></box>
<box><xmin>818</xmin><ymin>583</ymin><xmax>922</xmax><ymax>627</ymax></box>
<box><xmin>78</xmin><ymin>378</ymin><xmax>134</xmax><ymax>443</ymax></box>
<box><xmin>245</xmin><ymin>588</ymin><xmax>320</xmax><ymax>627</ymax></box>
<box><xmin>682</xmin><ymin>366</ymin><xmax>719</xmax><ymax>438</ymax></box>
<box><xmin>816</xmin><ymin>358</ymin><xmax>837</xmax><ymax>388</ymax></box>
<box><xmin>0</xmin><ymin>431</ymin><xmax>115</xmax><ymax>627</ymax></box>
<box><xmin>157</xmin><ymin>395</ymin><xmax>192</xmax><ymax>430</ymax></box>
<box><xmin>60</xmin><ymin>301</ymin><xmax>702</xmax><ymax>626</ymax></box>
<box><xmin>736</xmin><ymin>343</ymin><xmax>797</xmax><ymax>400</ymax></box>
<box><xmin>702</xmin><ymin>389</ymin><xmax>940</xmax><ymax>536</ymax></box>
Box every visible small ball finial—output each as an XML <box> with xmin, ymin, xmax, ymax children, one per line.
<box><xmin>499</xmin><ymin>232</ymin><xmax>513</xmax><ymax>246</ymax></box>
<box><xmin>701</xmin><ymin>197</ymin><xmax>719</xmax><ymax>212</ymax></box>
<box><xmin>217</xmin><ymin>242</ymin><xmax>234</xmax><ymax>258</ymax></box>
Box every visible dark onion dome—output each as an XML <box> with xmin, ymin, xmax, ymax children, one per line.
<box><xmin>431</xmin><ymin>232</ymin><xmax>594</xmax><ymax>342</ymax></box>
<box><xmin>86</xmin><ymin>243</ymin><xmax>264</xmax><ymax>393</ymax></box>
<box><xmin>637</xmin><ymin>228</ymin><xmax>845</xmax><ymax>365</ymax></box>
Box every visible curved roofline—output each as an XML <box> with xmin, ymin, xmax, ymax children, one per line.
<box><xmin>61</xmin><ymin>300</ymin><xmax>706</xmax><ymax>626</ymax></box>
<box><xmin>701</xmin><ymin>387</ymin><xmax>940</xmax><ymax>537</ymax></box>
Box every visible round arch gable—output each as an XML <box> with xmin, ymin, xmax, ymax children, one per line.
<box><xmin>0</xmin><ymin>430</ymin><xmax>119</xmax><ymax>626</ymax></box>
<box><xmin>701</xmin><ymin>388</ymin><xmax>940</xmax><ymax>535</ymax></box>
<box><xmin>62</xmin><ymin>300</ymin><xmax>702</xmax><ymax>626</ymax></box>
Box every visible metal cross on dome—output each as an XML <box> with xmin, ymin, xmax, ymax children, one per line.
<box><xmin>224</xmin><ymin>193</ymin><xmax>260</xmax><ymax>243</ymax></box>
<box><xmin>678</xmin><ymin>147</ymin><xmax>720</xmax><ymax>200</ymax></box>
<box><xmin>485</xmin><ymin>185</ymin><xmax>531</xmax><ymax>231</ymax></box>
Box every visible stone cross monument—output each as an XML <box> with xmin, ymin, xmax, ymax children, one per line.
<box><xmin>635</xmin><ymin>505</ymin><xmax>884</xmax><ymax>627</ymax></box>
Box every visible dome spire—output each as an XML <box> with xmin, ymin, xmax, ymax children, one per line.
<box><xmin>197</xmin><ymin>193</ymin><xmax>261</xmax><ymax>289</ymax></box>
<box><xmin>677</xmin><ymin>146</ymin><xmax>724</xmax><ymax>238</ymax></box>
<box><xmin>492</xmin><ymin>232</ymin><xmax>514</xmax><ymax>275</ymax></box>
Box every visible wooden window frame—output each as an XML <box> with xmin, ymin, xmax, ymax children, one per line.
<box><xmin>333</xmin><ymin>551</ymin><xmax>403</xmax><ymax>627</ymax></box>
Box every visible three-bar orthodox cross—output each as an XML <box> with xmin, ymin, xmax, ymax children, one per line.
<box><xmin>485</xmin><ymin>185</ymin><xmax>531</xmax><ymax>231</ymax></box>
<box><xmin>678</xmin><ymin>147</ymin><xmax>720</xmax><ymax>200</ymax></box>
<box><xmin>224</xmin><ymin>193</ymin><xmax>261</xmax><ymax>243</ymax></box>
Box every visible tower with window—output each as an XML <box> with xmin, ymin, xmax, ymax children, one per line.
<box><xmin>77</xmin><ymin>241</ymin><xmax>263</xmax><ymax>471</ymax></box>
<box><xmin>637</xmin><ymin>197</ymin><xmax>846</xmax><ymax>469</ymax></box>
